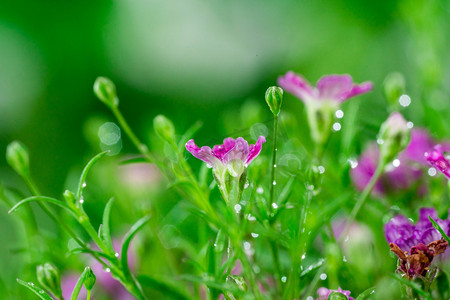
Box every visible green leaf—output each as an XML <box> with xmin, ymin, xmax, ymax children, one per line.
<box><xmin>428</xmin><ymin>215</ymin><xmax>450</xmax><ymax>243</ymax></box>
<box><xmin>328</xmin><ymin>292</ymin><xmax>348</xmax><ymax>300</ymax></box>
<box><xmin>390</xmin><ymin>273</ymin><xmax>431</xmax><ymax>299</ymax></box>
<box><xmin>9</xmin><ymin>196</ymin><xmax>75</xmax><ymax>216</ymax></box>
<box><xmin>138</xmin><ymin>275</ymin><xmax>193</xmax><ymax>300</ymax></box>
<box><xmin>355</xmin><ymin>286</ymin><xmax>375</xmax><ymax>300</ymax></box>
<box><xmin>178</xmin><ymin>120</ymin><xmax>203</xmax><ymax>151</ymax></box>
<box><xmin>71</xmin><ymin>267</ymin><xmax>89</xmax><ymax>300</ymax></box>
<box><xmin>119</xmin><ymin>156</ymin><xmax>149</xmax><ymax>165</ymax></box>
<box><xmin>121</xmin><ymin>215</ymin><xmax>151</xmax><ymax>281</ymax></box>
<box><xmin>76</xmin><ymin>151</ymin><xmax>109</xmax><ymax>199</ymax></box>
<box><xmin>100</xmin><ymin>198</ymin><xmax>115</xmax><ymax>254</ymax></box>
<box><xmin>16</xmin><ymin>279</ymin><xmax>52</xmax><ymax>300</ymax></box>
<box><xmin>178</xmin><ymin>274</ymin><xmax>243</xmax><ymax>295</ymax></box>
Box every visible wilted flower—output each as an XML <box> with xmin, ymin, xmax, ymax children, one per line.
<box><xmin>385</xmin><ymin>208</ymin><xmax>450</xmax><ymax>258</ymax></box>
<box><xmin>425</xmin><ymin>145</ymin><xmax>450</xmax><ymax>179</ymax></box>
<box><xmin>277</xmin><ymin>72</ymin><xmax>372</xmax><ymax>145</ymax></box>
<box><xmin>389</xmin><ymin>239</ymin><xmax>448</xmax><ymax>279</ymax></box>
<box><xmin>351</xmin><ymin>129</ymin><xmax>435</xmax><ymax>196</ymax></box>
<box><xmin>185</xmin><ymin>136</ymin><xmax>266</xmax><ymax>181</ymax></box>
<box><xmin>316</xmin><ymin>287</ymin><xmax>354</xmax><ymax>300</ymax></box>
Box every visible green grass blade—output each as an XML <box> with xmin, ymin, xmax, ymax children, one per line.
<box><xmin>16</xmin><ymin>279</ymin><xmax>52</xmax><ymax>300</ymax></box>
<box><xmin>76</xmin><ymin>151</ymin><xmax>109</xmax><ymax>198</ymax></box>
<box><xmin>9</xmin><ymin>196</ymin><xmax>74</xmax><ymax>215</ymax></box>
<box><xmin>71</xmin><ymin>267</ymin><xmax>88</xmax><ymax>300</ymax></box>
<box><xmin>429</xmin><ymin>215</ymin><xmax>450</xmax><ymax>243</ymax></box>
<box><xmin>138</xmin><ymin>275</ymin><xmax>193</xmax><ymax>300</ymax></box>
<box><xmin>100</xmin><ymin>198</ymin><xmax>115</xmax><ymax>254</ymax></box>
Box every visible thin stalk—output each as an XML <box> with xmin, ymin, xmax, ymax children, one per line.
<box><xmin>339</xmin><ymin>160</ymin><xmax>385</xmax><ymax>243</ymax></box>
<box><xmin>86</xmin><ymin>290</ymin><xmax>91</xmax><ymax>300</ymax></box>
<box><xmin>269</xmin><ymin>115</ymin><xmax>278</xmax><ymax>212</ymax></box>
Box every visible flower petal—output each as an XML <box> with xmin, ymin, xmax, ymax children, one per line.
<box><xmin>317</xmin><ymin>74</ymin><xmax>353</xmax><ymax>101</ymax></box>
<box><xmin>277</xmin><ymin>71</ymin><xmax>315</xmax><ymax>102</ymax></box>
<box><xmin>212</xmin><ymin>137</ymin><xmax>236</xmax><ymax>161</ymax></box>
<box><xmin>425</xmin><ymin>145</ymin><xmax>450</xmax><ymax>179</ymax></box>
<box><xmin>246</xmin><ymin>136</ymin><xmax>266</xmax><ymax>166</ymax></box>
<box><xmin>346</xmin><ymin>81</ymin><xmax>373</xmax><ymax>99</ymax></box>
<box><xmin>185</xmin><ymin>139</ymin><xmax>220</xmax><ymax>167</ymax></box>
<box><xmin>405</xmin><ymin>129</ymin><xmax>435</xmax><ymax>164</ymax></box>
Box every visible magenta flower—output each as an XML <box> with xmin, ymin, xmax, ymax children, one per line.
<box><xmin>277</xmin><ymin>72</ymin><xmax>373</xmax><ymax>104</ymax></box>
<box><xmin>385</xmin><ymin>208</ymin><xmax>450</xmax><ymax>258</ymax></box>
<box><xmin>425</xmin><ymin>145</ymin><xmax>450</xmax><ymax>179</ymax></box>
<box><xmin>350</xmin><ymin>128</ymin><xmax>437</xmax><ymax>196</ymax></box>
<box><xmin>316</xmin><ymin>287</ymin><xmax>354</xmax><ymax>300</ymax></box>
<box><xmin>185</xmin><ymin>136</ymin><xmax>266</xmax><ymax>179</ymax></box>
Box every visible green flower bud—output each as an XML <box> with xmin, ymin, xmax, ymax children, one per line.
<box><xmin>63</xmin><ymin>190</ymin><xmax>77</xmax><ymax>209</ymax></box>
<box><xmin>383</xmin><ymin>72</ymin><xmax>405</xmax><ymax>106</ymax></box>
<box><xmin>227</xmin><ymin>159</ymin><xmax>245</xmax><ymax>178</ymax></box>
<box><xmin>153</xmin><ymin>114</ymin><xmax>175</xmax><ymax>144</ymax></box>
<box><xmin>36</xmin><ymin>263</ymin><xmax>62</xmax><ymax>298</ymax></box>
<box><xmin>6</xmin><ymin>141</ymin><xmax>30</xmax><ymax>178</ymax></box>
<box><xmin>378</xmin><ymin>112</ymin><xmax>410</xmax><ymax>164</ymax></box>
<box><xmin>84</xmin><ymin>267</ymin><xmax>96</xmax><ymax>291</ymax></box>
<box><xmin>265</xmin><ymin>86</ymin><xmax>283</xmax><ymax>116</ymax></box>
<box><xmin>328</xmin><ymin>292</ymin><xmax>349</xmax><ymax>300</ymax></box>
<box><xmin>93</xmin><ymin>77</ymin><xmax>119</xmax><ymax>109</ymax></box>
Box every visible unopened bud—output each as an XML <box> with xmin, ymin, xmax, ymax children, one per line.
<box><xmin>84</xmin><ymin>267</ymin><xmax>96</xmax><ymax>291</ymax></box>
<box><xmin>265</xmin><ymin>86</ymin><xmax>283</xmax><ymax>116</ymax></box>
<box><xmin>6</xmin><ymin>141</ymin><xmax>30</xmax><ymax>178</ymax></box>
<box><xmin>153</xmin><ymin>115</ymin><xmax>175</xmax><ymax>143</ymax></box>
<box><xmin>383</xmin><ymin>72</ymin><xmax>405</xmax><ymax>106</ymax></box>
<box><xmin>36</xmin><ymin>263</ymin><xmax>62</xmax><ymax>298</ymax></box>
<box><xmin>63</xmin><ymin>190</ymin><xmax>77</xmax><ymax>209</ymax></box>
<box><xmin>94</xmin><ymin>77</ymin><xmax>119</xmax><ymax>109</ymax></box>
<box><xmin>328</xmin><ymin>292</ymin><xmax>349</xmax><ymax>300</ymax></box>
<box><xmin>378</xmin><ymin>112</ymin><xmax>410</xmax><ymax>164</ymax></box>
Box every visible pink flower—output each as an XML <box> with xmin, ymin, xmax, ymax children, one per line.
<box><xmin>277</xmin><ymin>72</ymin><xmax>372</xmax><ymax>103</ymax></box>
<box><xmin>425</xmin><ymin>145</ymin><xmax>450</xmax><ymax>179</ymax></box>
<box><xmin>185</xmin><ymin>136</ymin><xmax>266</xmax><ymax>178</ymax></box>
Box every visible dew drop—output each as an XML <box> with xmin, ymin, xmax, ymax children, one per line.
<box><xmin>244</xmin><ymin>241</ymin><xmax>251</xmax><ymax>251</ymax></box>
<box><xmin>28</xmin><ymin>282</ymin><xmax>34</xmax><ymax>286</ymax></box>
<box><xmin>332</xmin><ymin>122</ymin><xmax>341</xmax><ymax>131</ymax></box>
<box><xmin>82</xmin><ymin>182</ymin><xmax>87</xmax><ymax>188</ymax></box>
<box><xmin>273</xmin><ymin>180</ymin><xmax>277</xmax><ymax>186</ymax></box>
<box><xmin>318</xmin><ymin>165</ymin><xmax>325</xmax><ymax>174</ymax></box>
<box><xmin>251</xmin><ymin>232</ymin><xmax>259</xmax><ymax>238</ymax></box>
<box><xmin>335</xmin><ymin>110</ymin><xmax>344</xmax><ymax>119</ymax></box>
<box><xmin>343</xmin><ymin>256</ymin><xmax>347</xmax><ymax>262</ymax></box>
<box><xmin>301</xmin><ymin>253</ymin><xmax>306</xmax><ymax>259</ymax></box>
<box><xmin>256</xmin><ymin>186</ymin><xmax>264</xmax><ymax>194</ymax></box>
<box><xmin>105</xmin><ymin>268</ymin><xmax>111</xmax><ymax>273</ymax></box>
<box><xmin>407</xmin><ymin>121</ymin><xmax>414</xmax><ymax>129</ymax></box>
<box><xmin>79</xmin><ymin>197</ymin><xmax>84</xmax><ymax>204</ymax></box>
<box><xmin>247</xmin><ymin>214</ymin><xmax>256</xmax><ymax>221</ymax></box>
<box><xmin>399</xmin><ymin>94</ymin><xmax>411</xmax><ymax>107</ymax></box>
<box><xmin>244</xmin><ymin>181</ymin><xmax>250</xmax><ymax>189</ymax></box>
<box><xmin>377</xmin><ymin>138</ymin><xmax>384</xmax><ymax>145</ymax></box>
<box><xmin>234</xmin><ymin>204</ymin><xmax>242</xmax><ymax>214</ymax></box>
<box><xmin>320</xmin><ymin>273</ymin><xmax>327</xmax><ymax>280</ymax></box>
<box><xmin>392</xmin><ymin>159</ymin><xmax>400</xmax><ymax>167</ymax></box>
<box><xmin>281</xmin><ymin>276</ymin><xmax>287</xmax><ymax>283</ymax></box>
<box><xmin>115</xmin><ymin>252</ymin><xmax>119</xmax><ymax>257</ymax></box>
<box><xmin>272</xmin><ymin>202</ymin><xmax>278</xmax><ymax>209</ymax></box>
<box><xmin>348</xmin><ymin>158</ymin><xmax>358</xmax><ymax>169</ymax></box>
<box><xmin>273</xmin><ymin>164</ymin><xmax>277</xmax><ymax>168</ymax></box>
<box><xmin>39</xmin><ymin>290</ymin><xmax>44</xmax><ymax>294</ymax></box>
<box><xmin>306</xmin><ymin>297</ymin><xmax>314</xmax><ymax>300</ymax></box>
<box><xmin>428</xmin><ymin>167</ymin><xmax>437</xmax><ymax>176</ymax></box>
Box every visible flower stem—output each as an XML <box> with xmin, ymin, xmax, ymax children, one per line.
<box><xmin>340</xmin><ymin>160</ymin><xmax>385</xmax><ymax>242</ymax></box>
<box><xmin>269</xmin><ymin>115</ymin><xmax>278</xmax><ymax>212</ymax></box>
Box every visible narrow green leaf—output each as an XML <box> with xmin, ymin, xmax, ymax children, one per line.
<box><xmin>100</xmin><ymin>198</ymin><xmax>115</xmax><ymax>254</ymax></box>
<box><xmin>16</xmin><ymin>279</ymin><xmax>52</xmax><ymax>300</ymax></box>
<box><xmin>9</xmin><ymin>196</ymin><xmax>74</xmax><ymax>216</ymax></box>
<box><xmin>119</xmin><ymin>157</ymin><xmax>149</xmax><ymax>165</ymax></box>
<box><xmin>428</xmin><ymin>215</ymin><xmax>450</xmax><ymax>243</ymax></box>
<box><xmin>178</xmin><ymin>274</ymin><xmax>243</xmax><ymax>295</ymax></box>
<box><xmin>71</xmin><ymin>267</ymin><xmax>88</xmax><ymax>300</ymax></box>
<box><xmin>178</xmin><ymin>120</ymin><xmax>203</xmax><ymax>151</ymax></box>
<box><xmin>390</xmin><ymin>273</ymin><xmax>431</xmax><ymax>299</ymax></box>
<box><xmin>138</xmin><ymin>275</ymin><xmax>193</xmax><ymax>300</ymax></box>
<box><xmin>121</xmin><ymin>215</ymin><xmax>151</xmax><ymax>280</ymax></box>
<box><xmin>77</xmin><ymin>151</ymin><xmax>109</xmax><ymax>198</ymax></box>
<box><xmin>355</xmin><ymin>286</ymin><xmax>375</xmax><ymax>300</ymax></box>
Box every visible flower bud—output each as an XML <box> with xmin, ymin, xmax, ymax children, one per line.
<box><xmin>93</xmin><ymin>77</ymin><xmax>119</xmax><ymax>109</ymax></box>
<box><xmin>265</xmin><ymin>86</ymin><xmax>283</xmax><ymax>116</ymax></box>
<box><xmin>84</xmin><ymin>267</ymin><xmax>96</xmax><ymax>291</ymax></box>
<box><xmin>383</xmin><ymin>72</ymin><xmax>405</xmax><ymax>106</ymax></box>
<box><xmin>36</xmin><ymin>263</ymin><xmax>62</xmax><ymax>298</ymax></box>
<box><xmin>328</xmin><ymin>292</ymin><xmax>349</xmax><ymax>300</ymax></box>
<box><xmin>153</xmin><ymin>115</ymin><xmax>175</xmax><ymax>144</ymax></box>
<box><xmin>6</xmin><ymin>141</ymin><xmax>30</xmax><ymax>178</ymax></box>
<box><xmin>63</xmin><ymin>189</ymin><xmax>77</xmax><ymax>209</ymax></box>
<box><xmin>227</xmin><ymin>159</ymin><xmax>245</xmax><ymax>178</ymax></box>
<box><xmin>378</xmin><ymin>112</ymin><xmax>410</xmax><ymax>164</ymax></box>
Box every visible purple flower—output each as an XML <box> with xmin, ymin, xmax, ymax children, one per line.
<box><xmin>350</xmin><ymin>128</ymin><xmax>436</xmax><ymax>196</ymax></box>
<box><xmin>277</xmin><ymin>72</ymin><xmax>373</xmax><ymax>104</ymax></box>
<box><xmin>389</xmin><ymin>239</ymin><xmax>448</xmax><ymax>279</ymax></box>
<box><xmin>425</xmin><ymin>145</ymin><xmax>450</xmax><ymax>179</ymax></box>
<box><xmin>185</xmin><ymin>136</ymin><xmax>266</xmax><ymax>179</ymax></box>
<box><xmin>385</xmin><ymin>208</ymin><xmax>450</xmax><ymax>257</ymax></box>
<box><xmin>316</xmin><ymin>287</ymin><xmax>354</xmax><ymax>300</ymax></box>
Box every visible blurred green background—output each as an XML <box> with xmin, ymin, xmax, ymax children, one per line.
<box><xmin>1</xmin><ymin>0</ymin><xmax>450</xmax><ymax>298</ymax></box>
